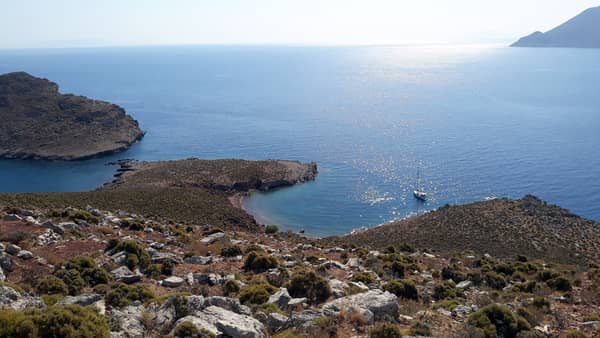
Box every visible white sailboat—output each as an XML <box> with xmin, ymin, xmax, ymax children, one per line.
<box><xmin>413</xmin><ymin>169</ymin><xmax>427</xmax><ymax>201</ymax></box>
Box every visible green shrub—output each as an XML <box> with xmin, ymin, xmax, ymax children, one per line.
<box><xmin>64</xmin><ymin>256</ymin><xmax>111</xmax><ymax>286</ymax></box>
<box><xmin>106</xmin><ymin>240</ymin><xmax>150</xmax><ymax>269</ymax></box>
<box><xmin>442</xmin><ymin>265</ymin><xmax>468</xmax><ymax>283</ymax></box>
<box><xmin>287</xmin><ymin>269</ymin><xmax>331</xmax><ymax>304</ymax></box>
<box><xmin>514</xmin><ymin>281</ymin><xmax>537</xmax><ymax>293</ymax></box>
<box><xmin>383</xmin><ymin>280</ymin><xmax>418</xmax><ymax>300</ymax></box>
<box><xmin>0</xmin><ymin>305</ymin><xmax>110</xmax><ymax>338</ymax></box>
<box><xmin>243</xmin><ymin>251</ymin><xmax>278</xmax><ymax>273</ymax></box>
<box><xmin>485</xmin><ymin>271</ymin><xmax>507</xmax><ymax>290</ymax></box>
<box><xmin>222</xmin><ymin>279</ymin><xmax>241</xmax><ymax>296</ymax></box>
<box><xmin>36</xmin><ymin>276</ymin><xmax>68</xmax><ymax>296</ymax></box>
<box><xmin>105</xmin><ymin>283</ymin><xmax>156</xmax><ymax>308</ymax></box>
<box><xmin>565</xmin><ymin>331</ymin><xmax>588</xmax><ymax>338</ymax></box>
<box><xmin>120</xmin><ymin>219</ymin><xmax>144</xmax><ymax>231</ymax></box>
<box><xmin>145</xmin><ymin>264</ymin><xmax>162</xmax><ymax>280</ymax></box>
<box><xmin>433</xmin><ymin>281</ymin><xmax>461</xmax><ymax>300</ymax></box>
<box><xmin>467</xmin><ymin>303</ymin><xmax>531</xmax><ymax>338</ymax></box>
<box><xmin>239</xmin><ymin>283</ymin><xmax>276</xmax><ymax>305</ymax></box>
<box><xmin>546</xmin><ymin>276</ymin><xmax>571</xmax><ymax>291</ymax></box>
<box><xmin>409</xmin><ymin>321</ymin><xmax>431</xmax><ymax>336</ymax></box>
<box><xmin>494</xmin><ymin>263</ymin><xmax>515</xmax><ymax>277</ymax></box>
<box><xmin>70</xmin><ymin>210</ymin><xmax>99</xmax><ymax>224</ymax></box>
<box><xmin>54</xmin><ymin>269</ymin><xmax>86</xmax><ymax>296</ymax></box>
<box><xmin>369</xmin><ymin>323</ymin><xmax>402</xmax><ymax>338</ymax></box>
<box><xmin>173</xmin><ymin>321</ymin><xmax>199</xmax><ymax>338</ymax></box>
<box><xmin>352</xmin><ymin>272</ymin><xmax>376</xmax><ymax>285</ymax></box>
<box><xmin>536</xmin><ymin>270</ymin><xmax>560</xmax><ymax>282</ymax></box>
<box><xmin>220</xmin><ymin>245</ymin><xmax>243</xmax><ymax>257</ymax></box>
<box><xmin>265</xmin><ymin>225</ymin><xmax>279</xmax><ymax>234</ymax></box>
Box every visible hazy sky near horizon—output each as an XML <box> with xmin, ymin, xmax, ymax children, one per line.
<box><xmin>1</xmin><ymin>0</ymin><xmax>599</xmax><ymax>48</ymax></box>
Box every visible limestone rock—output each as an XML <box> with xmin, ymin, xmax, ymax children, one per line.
<box><xmin>162</xmin><ymin>276</ymin><xmax>184</xmax><ymax>288</ymax></box>
<box><xmin>111</xmin><ymin>266</ymin><xmax>141</xmax><ymax>284</ymax></box>
<box><xmin>322</xmin><ymin>289</ymin><xmax>398</xmax><ymax>323</ymax></box>
<box><xmin>267</xmin><ymin>288</ymin><xmax>292</xmax><ymax>309</ymax></box>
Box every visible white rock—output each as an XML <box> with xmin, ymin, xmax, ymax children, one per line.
<box><xmin>162</xmin><ymin>276</ymin><xmax>184</xmax><ymax>288</ymax></box>
<box><xmin>322</xmin><ymin>289</ymin><xmax>398</xmax><ymax>323</ymax></box>
<box><xmin>17</xmin><ymin>250</ymin><xmax>33</xmax><ymax>260</ymax></box>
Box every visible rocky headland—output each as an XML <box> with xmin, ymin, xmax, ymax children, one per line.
<box><xmin>512</xmin><ymin>6</ymin><xmax>600</xmax><ymax>48</ymax></box>
<box><xmin>0</xmin><ymin>159</ymin><xmax>598</xmax><ymax>337</ymax></box>
<box><xmin>0</xmin><ymin>72</ymin><xmax>144</xmax><ymax>160</ymax></box>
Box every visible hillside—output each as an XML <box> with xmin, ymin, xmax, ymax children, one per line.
<box><xmin>0</xmin><ymin>158</ymin><xmax>317</xmax><ymax>229</ymax></box>
<box><xmin>512</xmin><ymin>6</ymin><xmax>600</xmax><ymax>48</ymax></box>
<box><xmin>330</xmin><ymin>195</ymin><xmax>600</xmax><ymax>265</ymax></box>
<box><xmin>0</xmin><ymin>72</ymin><xmax>144</xmax><ymax>160</ymax></box>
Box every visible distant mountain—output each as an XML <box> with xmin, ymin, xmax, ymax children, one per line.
<box><xmin>512</xmin><ymin>6</ymin><xmax>600</xmax><ymax>48</ymax></box>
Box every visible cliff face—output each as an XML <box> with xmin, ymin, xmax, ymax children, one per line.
<box><xmin>0</xmin><ymin>72</ymin><xmax>144</xmax><ymax>160</ymax></box>
<box><xmin>512</xmin><ymin>6</ymin><xmax>600</xmax><ymax>48</ymax></box>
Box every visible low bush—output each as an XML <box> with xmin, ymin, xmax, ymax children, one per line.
<box><xmin>106</xmin><ymin>240</ymin><xmax>150</xmax><ymax>269</ymax></box>
<box><xmin>352</xmin><ymin>272</ymin><xmax>376</xmax><ymax>285</ymax></box>
<box><xmin>0</xmin><ymin>305</ymin><xmax>110</xmax><ymax>338</ymax></box>
<box><xmin>54</xmin><ymin>269</ymin><xmax>86</xmax><ymax>296</ymax></box>
<box><xmin>287</xmin><ymin>269</ymin><xmax>331</xmax><ymax>304</ymax></box>
<box><xmin>220</xmin><ymin>245</ymin><xmax>243</xmax><ymax>257</ymax></box>
<box><xmin>265</xmin><ymin>225</ymin><xmax>279</xmax><ymax>234</ymax></box>
<box><xmin>442</xmin><ymin>265</ymin><xmax>468</xmax><ymax>283</ymax></box>
<box><xmin>243</xmin><ymin>251</ymin><xmax>278</xmax><ymax>273</ymax></box>
<box><xmin>383</xmin><ymin>280</ymin><xmax>418</xmax><ymax>300</ymax></box>
<box><xmin>433</xmin><ymin>281</ymin><xmax>461</xmax><ymax>300</ymax></box>
<box><xmin>546</xmin><ymin>276</ymin><xmax>572</xmax><ymax>291</ymax></box>
<box><xmin>36</xmin><ymin>276</ymin><xmax>68</xmax><ymax>296</ymax></box>
<box><xmin>222</xmin><ymin>279</ymin><xmax>241</xmax><ymax>296</ymax></box>
<box><xmin>409</xmin><ymin>321</ymin><xmax>431</xmax><ymax>336</ymax></box>
<box><xmin>536</xmin><ymin>270</ymin><xmax>560</xmax><ymax>282</ymax></box>
<box><xmin>239</xmin><ymin>283</ymin><xmax>276</xmax><ymax>305</ymax></box>
<box><xmin>467</xmin><ymin>303</ymin><xmax>531</xmax><ymax>338</ymax></box>
<box><xmin>105</xmin><ymin>283</ymin><xmax>156</xmax><ymax>308</ymax></box>
<box><xmin>369</xmin><ymin>323</ymin><xmax>402</xmax><ymax>338</ymax></box>
<box><xmin>64</xmin><ymin>255</ymin><xmax>111</xmax><ymax>286</ymax></box>
<box><xmin>173</xmin><ymin>321</ymin><xmax>216</xmax><ymax>338</ymax></box>
<box><xmin>485</xmin><ymin>271</ymin><xmax>507</xmax><ymax>290</ymax></box>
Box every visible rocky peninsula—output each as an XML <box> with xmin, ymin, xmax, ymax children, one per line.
<box><xmin>0</xmin><ymin>72</ymin><xmax>144</xmax><ymax>160</ymax></box>
<box><xmin>0</xmin><ymin>159</ymin><xmax>598</xmax><ymax>337</ymax></box>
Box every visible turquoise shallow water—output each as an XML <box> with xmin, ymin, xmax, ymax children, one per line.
<box><xmin>1</xmin><ymin>45</ymin><xmax>599</xmax><ymax>235</ymax></box>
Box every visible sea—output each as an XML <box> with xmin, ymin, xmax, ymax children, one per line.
<box><xmin>1</xmin><ymin>45</ymin><xmax>599</xmax><ymax>236</ymax></box>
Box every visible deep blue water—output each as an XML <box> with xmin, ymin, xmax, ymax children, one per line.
<box><xmin>1</xmin><ymin>45</ymin><xmax>599</xmax><ymax>236</ymax></box>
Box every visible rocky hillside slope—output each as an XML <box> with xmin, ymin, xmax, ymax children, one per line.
<box><xmin>331</xmin><ymin>196</ymin><xmax>600</xmax><ymax>266</ymax></box>
<box><xmin>0</xmin><ymin>204</ymin><xmax>597</xmax><ymax>337</ymax></box>
<box><xmin>0</xmin><ymin>72</ymin><xmax>144</xmax><ymax>160</ymax></box>
<box><xmin>512</xmin><ymin>6</ymin><xmax>600</xmax><ymax>48</ymax></box>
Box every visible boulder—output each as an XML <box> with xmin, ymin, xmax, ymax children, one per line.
<box><xmin>150</xmin><ymin>252</ymin><xmax>183</xmax><ymax>264</ymax></box>
<box><xmin>175</xmin><ymin>305</ymin><xmax>266</xmax><ymax>338</ymax></box>
<box><xmin>0</xmin><ymin>243</ymin><xmax>5</xmax><ymax>251</ymax></box>
<box><xmin>184</xmin><ymin>256</ymin><xmax>213</xmax><ymax>265</ymax></box>
<box><xmin>200</xmin><ymin>232</ymin><xmax>226</xmax><ymax>244</ymax></box>
<box><xmin>329</xmin><ymin>279</ymin><xmax>349</xmax><ymax>298</ymax></box>
<box><xmin>266</xmin><ymin>312</ymin><xmax>288</xmax><ymax>333</ymax></box>
<box><xmin>206</xmin><ymin>296</ymin><xmax>251</xmax><ymax>316</ymax></box>
<box><xmin>0</xmin><ymin>267</ymin><xmax>4</xmax><ymax>282</ymax></box>
<box><xmin>267</xmin><ymin>288</ymin><xmax>291</xmax><ymax>309</ymax></box>
<box><xmin>17</xmin><ymin>250</ymin><xmax>33</xmax><ymax>260</ymax></box>
<box><xmin>110</xmin><ymin>305</ymin><xmax>145</xmax><ymax>338</ymax></box>
<box><xmin>111</xmin><ymin>266</ymin><xmax>141</xmax><ymax>284</ymax></box>
<box><xmin>322</xmin><ymin>289</ymin><xmax>398</xmax><ymax>323</ymax></box>
<box><xmin>456</xmin><ymin>280</ymin><xmax>472</xmax><ymax>289</ymax></box>
<box><xmin>288</xmin><ymin>309</ymin><xmax>322</xmax><ymax>328</ymax></box>
<box><xmin>2</xmin><ymin>214</ymin><xmax>22</xmax><ymax>222</ymax></box>
<box><xmin>6</xmin><ymin>244</ymin><xmax>21</xmax><ymax>255</ymax></box>
<box><xmin>287</xmin><ymin>298</ymin><xmax>308</xmax><ymax>308</ymax></box>
<box><xmin>58</xmin><ymin>293</ymin><xmax>103</xmax><ymax>306</ymax></box>
<box><xmin>0</xmin><ymin>286</ymin><xmax>44</xmax><ymax>310</ymax></box>
<box><xmin>0</xmin><ymin>252</ymin><xmax>12</xmax><ymax>272</ymax></box>
<box><xmin>162</xmin><ymin>276</ymin><xmax>184</xmax><ymax>288</ymax></box>
<box><xmin>42</xmin><ymin>221</ymin><xmax>65</xmax><ymax>235</ymax></box>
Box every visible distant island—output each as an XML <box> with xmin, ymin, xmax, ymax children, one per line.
<box><xmin>0</xmin><ymin>72</ymin><xmax>144</xmax><ymax>160</ymax></box>
<box><xmin>512</xmin><ymin>6</ymin><xmax>600</xmax><ymax>48</ymax></box>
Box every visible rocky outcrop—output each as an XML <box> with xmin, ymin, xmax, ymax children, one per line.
<box><xmin>174</xmin><ymin>305</ymin><xmax>266</xmax><ymax>338</ymax></box>
<box><xmin>0</xmin><ymin>72</ymin><xmax>144</xmax><ymax>160</ymax></box>
<box><xmin>322</xmin><ymin>289</ymin><xmax>398</xmax><ymax>323</ymax></box>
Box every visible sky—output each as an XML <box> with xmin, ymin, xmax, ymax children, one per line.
<box><xmin>1</xmin><ymin>0</ymin><xmax>598</xmax><ymax>49</ymax></box>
